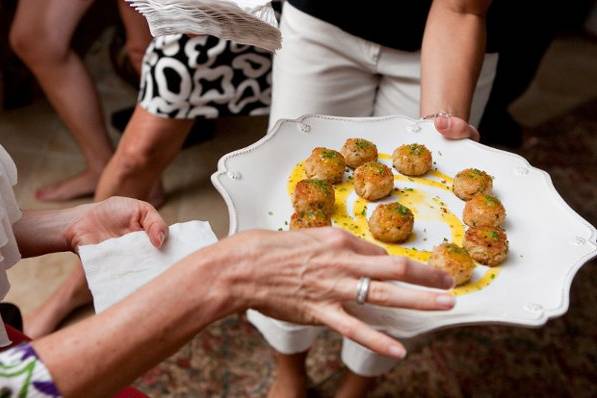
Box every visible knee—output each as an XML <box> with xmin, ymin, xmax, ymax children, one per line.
<box><xmin>125</xmin><ymin>42</ymin><xmax>148</xmax><ymax>73</ymax></box>
<box><xmin>9</xmin><ymin>26</ymin><xmax>69</xmax><ymax>66</ymax></box>
<box><xmin>112</xmin><ymin>139</ymin><xmax>161</xmax><ymax>179</ymax></box>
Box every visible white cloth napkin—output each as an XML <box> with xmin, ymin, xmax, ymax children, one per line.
<box><xmin>127</xmin><ymin>0</ymin><xmax>281</xmax><ymax>51</ymax></box>
<box><xmin>79</xmin><ymin>220</ymin><xmax>217</xmax><ymax>313</ymax></box>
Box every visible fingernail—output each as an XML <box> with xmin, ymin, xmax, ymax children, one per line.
<box><xmin>389</xmin><ymin>345</ymin><xmax>407</xmax><ymax>359</ymax></box>
<box><xmin>443</xmin><ymin>275</ymin><xmax>455</xmax><ymax>289</ymax></box>
<box><xmin>436</xmin><ymin>294</ymin><xmax>456</xmax><ymax>307</ymax></box>
<box><xmin>158</xmin><ymin>232</ymin><xmax>166</xmax><ymax>246</ymax></box>
<box><xmin>436</xmin><ymin>114</ymin><xmax>450</xmax><ymax>130</ymax></box>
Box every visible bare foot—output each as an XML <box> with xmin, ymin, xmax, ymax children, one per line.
<box><xmin>24</xmin><ymin>265</ymin><xmax>92</xmax><ymax>339</ymax></box>
<box><xmin>36</xmin><ymin>169</ymin><xmax>101</xmax><ymax>202</ymax></box>
<box><xmin>268</xmin><ymin>351</ymin><xmax>308</xmax><ymax>398</ymax></box>
<box><xmin>334</xmin><ymin>371</ymin><xmax>376</xmax><ymax>398</ymax></box>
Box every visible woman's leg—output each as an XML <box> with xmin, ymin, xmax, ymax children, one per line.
<box><xmin>117</xmin><ymin>0</ymin><xmax>151</xmax><ymax>74</ymax></box>
<box><xmin>95</xmin><ymin>106</ymin><xmax>193</xmax><ymax>202</ymax></box>
<box><xmin>268</xmin><ymin>351</ymin><xmax>309</xmax><ymax>398</ymax></box>
<box><xmin>9</xmin><ymin>0</ymin><xmax>114</xmax><ymax>201</ymax></box>
<box><xmin>264</xmin><ymin>4</ymin><xmax>380</xmax><ymax>397</ymax></box>
<box><xmin>24</xmin><ymin>261</ymin><xmax>92</xmax><ymax>339</ymax></box>
<box><xmin>24</xmin><ymin>108</ymin><xmax>192</xmax><ymax>338</ymax></box>
<box><xmin>334</xmin><ymin>373</ymin><xmax>376</xmax><ymax>398</ymax></box>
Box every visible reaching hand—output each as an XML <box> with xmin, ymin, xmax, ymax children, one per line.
<box><xmin>64</xmin><ymin>197</ymin><xmax>168</xmax><ymax>250</ymax></box>
<box><xmin>217</xmin><ymin>228</ymin><xmax>456</xmax><ymax>359</ymax></box>
<box><xmin>433</xmin><ymin>112</ymin><xmax>480</xmax><ymax>141</ymax></box>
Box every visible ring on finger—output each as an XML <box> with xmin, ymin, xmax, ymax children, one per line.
<box><xmin>355</xmin><ymin>277</ymin><xmax>371</xmax><ymax>305</ymax></box>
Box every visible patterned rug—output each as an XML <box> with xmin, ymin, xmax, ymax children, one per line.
<box><xmin>134</xmin><ymin>99</ymin><xmax>597</xmax><ymax>398</ymax></box>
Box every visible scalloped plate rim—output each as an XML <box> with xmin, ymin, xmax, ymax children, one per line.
<box><xmin>210</xmin><ymin>113</ymin><xmax>597</xmax><ymax>335</ymax></box>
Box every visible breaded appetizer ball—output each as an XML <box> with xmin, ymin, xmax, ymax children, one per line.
<box><xmin>340</xmin><ymin>138</ymin><xmax>378</xmax><ymax>169</ymax></box>
<box><xmin>368</xmin><ymin>202</ymin><xmax>414</xmax><ymax>243</ymax></box>
<box><xmin>463</xmin><ymin>193</ymin><xmax>506</xmax><ymax>228</ymax></box>
<box><xmin>428</xmin><ymin>243</ymin><xmax>475</xmax><ymax>286</ymax></box>
<box><xmin>453</xmin><ymin>168</ymin><xmax>493</xmax><ymax>201</ymax></box>
<box><xmin>290</xmin><ymin>209</ymin><xmax>331</xmax><ymax>230</ymax></box>
<box><xmin>354</xmin><ymin>161</ymin><xmax>394</xmax><ymax>201</ymax></box>
<box><xmin>292</xmin><ymin>179</ymin><xmax>335</xmax><ymax>216</ymax></box>
<box><xmin>464</xmin><ymin>226</ymin><xmax>509</xmax><ymax>266</ymax></box>
<box><xmin>392</xmin><ymin>143</ymin><xmax>432</xmax><ymax>176</ymax></box>
<box><xmin>304</xmin><ymin>147</ymin><xmax>346</xmax><ymax>184</ymax></box>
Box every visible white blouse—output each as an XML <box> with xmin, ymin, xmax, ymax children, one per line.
<box><xmin>0</xmin><ymin>144</ymin><xmax>23</xmax><ymax>347</ymax></box>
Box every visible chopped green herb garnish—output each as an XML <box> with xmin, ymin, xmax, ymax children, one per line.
<box><xmin>483</xmin><ymin>195</ymin><xmax>500</xmax><ymax>205</ymax></box>
<box><xmin>446</xmin><ymin>243</ymin><xmax>468</xmax><ymax>255</ymax></box>
<box><xmin>321</xmin><ymin>149</ymin><xmax>338</xmax><ymax>159</ymax></box>
<box><xmin>408</xmin><ymin>143</ymin><xmax>426</xmax><ymax>156</ymax></box>
<box><xmin>392</xmin><ymin>203</ymin><xmax>411</xmax><ymax>216</ymax></box>
<box><xmin>355</xmin><ymin>139</ymin><xmax>373</xmax><ymax>149</ymax></box>
<box><xmin>366</xmin><ymin>162</ymin><xmax>388</xmax><ymax>175</ymax></box>
<box><xmin>308</xmin><ymin>179</ymin><xmax>331</xmax><ymax>193</ymax></box>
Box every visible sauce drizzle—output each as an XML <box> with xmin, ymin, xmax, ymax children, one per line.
<box><xmin>287</xmin><ymin>154</ymin><xmax>500</xmax><ymax>295</ymax></box>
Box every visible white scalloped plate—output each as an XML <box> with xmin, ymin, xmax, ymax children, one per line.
<box><xmin>211</xmin><ymin>114</ymin><xmax>597</xmax><ymax>338</ymax></box>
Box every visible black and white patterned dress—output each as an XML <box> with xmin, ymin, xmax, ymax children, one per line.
<box><xmin>138</xmin><ymin>34</ymin><xmax>273</xmax><ymax>119</ymax></box>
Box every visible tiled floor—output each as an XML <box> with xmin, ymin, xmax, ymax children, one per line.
<box><xmin>0</xmin><ymin>31</ymin><xmax>596</xmax><ymax>396</ymax></box>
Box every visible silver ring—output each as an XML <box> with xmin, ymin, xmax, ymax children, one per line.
<box><xmin>355</xmin><ymin>277</ymin><xmax>371</xmax><ymax>305</ymax></box>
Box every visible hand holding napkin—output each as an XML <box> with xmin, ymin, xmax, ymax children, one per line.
<box><xmin>79</xmin><ymin>221</ymin><xmax>217</xmax><ymax>313</ymax></box>
<box><xmin>127</xmin><ymin>0</ymin><xmax>281</xmax><ymax>51</ymax></box>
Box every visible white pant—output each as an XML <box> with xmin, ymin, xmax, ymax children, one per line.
<box><xmin>250</xmin><ymin>3</ymin><xmax>498</xmax><ymax>377</ymax></box>
<box><xmin>268</xmin><ymin>3</ymin><xmax>498</xmax><ymax>129</ymax></box>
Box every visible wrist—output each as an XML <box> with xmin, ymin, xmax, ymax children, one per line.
<box><xmin>189</xmin><ymin>235</ymin><xmax>263</xmax><ymax>317</ymax></box>
<box><xmin>182</xmin><ymin>245</ymin><xmax>246</xmax><ymax>331</ymax></box>
<box><xmin>14</xmin><ymin>207</ymin><xmax>89</xmax><ymax>257</ymax></box>
<box><xmin>62</xmin><ymin>203</ymin><xmax>94</xmax><ymax>252</ymax></box>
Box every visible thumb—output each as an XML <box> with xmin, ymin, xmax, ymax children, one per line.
<box><xmin>434</xmin><ymin>113</ymin><xmax>480</xmax><ymax>141</ymax></box>
<box><xmin>139</xmin><ymin>202</ymin><xmax>168</xmax><ymax>248</ymax></box>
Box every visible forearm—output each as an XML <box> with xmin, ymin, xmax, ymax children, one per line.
<box><xmin>31</xmin><ymin>243</ymin><xmax>236</xmax><ymax>398</ymax></box>
<box><xmin>421</xmin><ymin>0</ymin><xmax>490</xmax><ymax>120</ymax></box>
<box><xmin>12</xmin><ymin>207</ymin><xmax>88</xmax><ymax>257</ymax></box>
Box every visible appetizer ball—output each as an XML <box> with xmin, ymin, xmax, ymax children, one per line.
<box><xmin>464</xmin><ymin>226</ymin><xmax>509</xmax><ymax>266</ymax></box>
<box><xmin>368</xmin><ymin>202</ymin><xmax>414</xmax><ymax>243</ymax></box>
<box><xmin>392</xmin><ymin>143</ymin><xmax>432</xmax><ymax>176</ymax></box>
<box><xmin>463</xmin><ymin>193</ymin><xmax>506</xmax><ymax>228</ymax></box>
<box><xmin>303</xmin><ymin>147</ymin><xmax>346</xmax><ymax>184</ymax></box>
<box><xmin>340</xmin><ymin>138</ymin><xmax>378</xmax><ymax>169</ymax></box>
<box><xmin>428</xmin><ymin>243</ymin><xmax>475</xmax><ymax>286</ymax></box>
<box><xmin>354</xmin><ymin>162</ymin><xmax>394</xmax><ymax>201</ymax></box>
<box><xmin>290</xmin><ymin>209</ymin><xmax>331</xmax><ymax>230</ymax></box>
<box><xmin>292</xmin><ymin>179</ymin><xmax>335</xmax><ymax>216</ymax></box>
<box><xmin>453</xmin><ymin>168</ymin><xmax>493</xmax><ymax>201</ymax></box>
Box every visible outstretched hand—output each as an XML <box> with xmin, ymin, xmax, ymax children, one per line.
<box><xmin>219</xmin><ymin>228</ymin><xmax>456</xmax><ymax>359</ymax></box>
<box><xmin>64</xmin><ymin>197</ymin><xmax>168</xmax><ymax>250</ymax></box>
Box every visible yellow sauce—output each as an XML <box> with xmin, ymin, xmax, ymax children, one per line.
<box><xmin>452</xmin><ymin>267</ymin><xmax>501</xmax><ymax>296</ymax></box>
<box><xmin>287</xmin><ymin>153</ymin><xmax>498</xmax><ymax>295</ymax></box>
<box><xmin>287</xmin><ymin>162</ymin><xmax>307</xmax><ymax>196</ymax></box>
